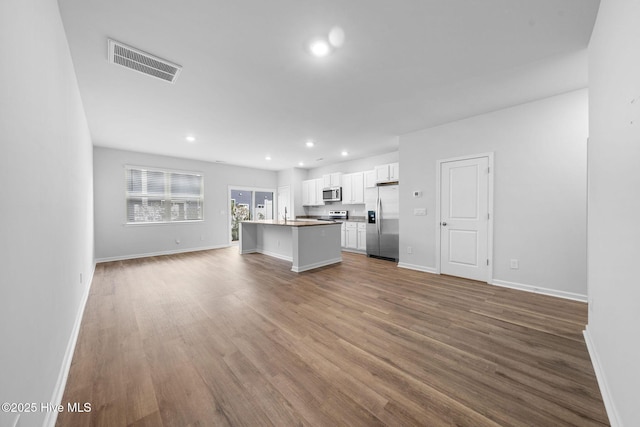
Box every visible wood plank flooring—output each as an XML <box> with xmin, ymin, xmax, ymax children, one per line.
<box><xmin>57</xmin><ymin>248</ymin><xmax>609</xmax><ymax>426</ymax></box>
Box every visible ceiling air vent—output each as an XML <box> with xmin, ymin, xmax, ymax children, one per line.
<box><xmin>107</xmin><ymin>39</ymin><xmax>182</xmax><ymax>83</ymax></box>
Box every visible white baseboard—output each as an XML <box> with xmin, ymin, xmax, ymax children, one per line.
<box><xmin>292</xmin><ymin>257</ymin><xmax>342</xmax><ymax>273</ymax></box>
<box><xmin>491</xmin><ymin>279</ymin><xmax>587</xmax><ymax>302</ymax></box>
<box><xmin>341</xmin><ymin>248</ymin><xmax>366</xmax><ymax>255</ymax></box>
<box><xmin>583</xmin><ymin>327</ymin><xmax>619</xmax><ymax>426</ymax></box>
<box><xmin>256</xmin><ymin>249</ymin><xmax>293</xmax><ymax>262</ymax></box>
<box><xmin>397</xmin><ymin>262</ymin><xmax>438</xmax><ymax>274</ymax></box>
<box><xmin>44</xmin><ymin>261</ymin><xmax>96</xmax><ymax>427</ymax></box>
<box><xmin>95</xmin><ymin>244</ymin><xmax>230</xmax><ymax>263</ymax></box>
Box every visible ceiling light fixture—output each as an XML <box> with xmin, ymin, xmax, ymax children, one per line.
<box><xmin>341</xmin><ymin>151</ymin><xmax>349</xmax><ymax>156</ymax></box>
<box><xmin>265</xmin><ymin>156</ymin><xmax>271</xmax><ymax>161</ymax></box>
<box><xmin>306</xmin><ymin>140</ymin><xmax>314</xmax><ymax>147</ymax></box>
<box><xmin>185</xmin><ymin>135</ymin><xmax>196</xmax><ymax>142</ymax></box>
<box><xmin>299</xmin><ymin>162</ymin><xmax>304</xmax><ymax>166</ymax></box>
<box><xmin>309</xmin><ymin>39</ymin><xmax>331</xmax><ymax>57</ymax></box>
<box><xmin>328</xmin><ymin>27</ymin><xmax>345</xmax><ymax>47</ymax></box>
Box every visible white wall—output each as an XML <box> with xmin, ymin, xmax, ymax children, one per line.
<box><xmin>587</xmin><ymin>0</ymin><xmax>640</xmax><ymax>424</ymax></box>
<box><xmin>94</xmin><ymin>147</ymin><xmax>278</xmax><ymax>260</ymax></box>
<box><xmin>399</xmin><ymin>90</ymin><xmax>588</xmax><ymax>299</ymax></box>
<box><xmin>0</xmin><ymin>0</ymin><xmax>94</xmax><ymax>426</ymax></box>
<box><xmin>307</xmin><ymin>151</ymin><xmax>399</xmax><ymax>179</ymax></box>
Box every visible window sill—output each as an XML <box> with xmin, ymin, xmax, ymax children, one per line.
<box><xmin>124</xmin><ymin>220</ymin><xmax>204</xmax><ymax>227</ymax></box>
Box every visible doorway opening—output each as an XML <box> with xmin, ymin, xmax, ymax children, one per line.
<box><xmin>229</xmin><ymin>187</ymin><xmax>275</xmax><ymax>243</ymax></box>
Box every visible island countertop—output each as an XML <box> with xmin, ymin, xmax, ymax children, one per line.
<box><xmin>241</xmin><ymin>219</ymin><xmax>342</xmax><ymax>227</ymax></box>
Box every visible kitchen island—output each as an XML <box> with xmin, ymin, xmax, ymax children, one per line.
<box><xmin>239</xmin><ymin>220</ymin><xmax>342</xmax><ymax>272</ymax></box>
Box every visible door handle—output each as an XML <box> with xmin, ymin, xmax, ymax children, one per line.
<box><xmin>377</xmin><ymin>196</ymin><xmax>381</xmax><ymax>235</ymax></box>
<box><xmin>441</xmin><ymin>222</ymin><xmax>447</xmax><ymax>226</ymax></box>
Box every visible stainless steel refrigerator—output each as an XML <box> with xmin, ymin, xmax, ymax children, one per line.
<box><xmin>365</xmin><ymin>184</ymin><xmax>399</xmax><ymax>261</ymax></box>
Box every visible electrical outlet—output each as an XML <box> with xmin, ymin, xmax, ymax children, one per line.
<box><xmin>407</xmin><ymin>246</ymin><xmax>413</xmax><ymax>254</ymax></box>
<box><xmin>200</xmin><ymin>235</ymin><xmax>205</xmax><ymax>241</ymax></box>
<box><xmin>510</xmin><ymin>259</ymin><xmax>519</xmax><ymax>269</ymax></box>
<box><xmin>175</xmin><ymin>238</ymin><xmax>181</xmax><ymax>245</ymax></box>
<box><xmin>413</xmin><ymin>208</ymin><xmax>427</xmax><ymax>216</ymax></box>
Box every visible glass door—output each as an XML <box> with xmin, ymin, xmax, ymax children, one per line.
<box><xmin>229</xmin><ymin>187</ymin><xmax>275</xmax><ymax>243</ymax></box>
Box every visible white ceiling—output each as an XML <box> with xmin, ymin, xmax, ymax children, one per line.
<box><xmin>58</xmin><ymin>0</ymin><xmax>600</xmax><ymax>171</ymax></box>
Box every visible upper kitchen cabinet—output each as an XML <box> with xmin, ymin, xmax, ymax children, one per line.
<box><xmin>342</xmin><ymin>172</ymin><xmax>364</xmax><ymax>204</ymax></box>
<box><xmin>365</xmin><ymin>170</ymin><xmax>377</xmax><ymax>188</ymax></box>
<box><xmin>302</xmin><ymin>179</ymin><xmax>324</xmax><ymax>206</ymax></box>
<box><xmin>323</xmin><ymin>172</ymin><xmax>342</xmax><ymax>189</ymax></box>
<box><xmin>375</xmin><ymin>162</ymin><xmax>399</xmax><ymax>184</ymax></box>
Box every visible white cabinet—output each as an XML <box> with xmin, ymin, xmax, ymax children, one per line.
<box><xmin>302</xmin><ymin>179</ymin><xmax>314</xmax><ymax>206</ymax></box>
<box><xmin>345</xmin><ymin>222</ymin><xmax>358</xmax><ymax>249</ymax></box>
<box><xmin>357</xmin><ymin>223</ymin><xmax>367</xmax><ymax>251</ymax></box>
<box><xmin>342</xmin><ymin>221</ymin><xmax>366</xmax><ymax>251</ymax></box>
<box><xmin>315</xmin><ymin>178</ymin><xmax>324</xmax><ymax>204</ymax></box>
<box><xmin>375</xmin><ymin>162</ymin><xmax>399</xmax><ymax>183</ymax></box>
<box><xmin>365</xmin><ymin>170</ymin><xmax>377</xmax><ymax>188</ymax></box>
<box><xmin>341</xmin><ymin>172</ymin><xmax>364</xmax><ymax>204</ymax></box>
<box><xmin>302</xmin><ymin>179</ymin><xmax>324</xmax><ymax>206</ymax></box>
<box><xmin>323</xmin><ymin>172</ymin><xmax>342</xmax><ymax>189</ymax></box>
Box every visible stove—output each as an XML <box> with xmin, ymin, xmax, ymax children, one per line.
<box><xmin>317</xmin><ymin>210</ymin><xmax>348</xmax><ymax>222</ymax></box>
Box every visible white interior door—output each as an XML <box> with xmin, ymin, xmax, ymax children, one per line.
<box><xmin>440</xmin><ymin>156</ymin><xmax>490</xmax><ymax>281</ymax></box>
<box><xmin>277</xmin><ymin>186</ymin><xmax>290</xmax><ymax>220</ymax></box>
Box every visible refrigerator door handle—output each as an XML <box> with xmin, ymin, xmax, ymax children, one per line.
<box><xmin>377</xmin><ymin>195</ymin><xmax>381</xmax><ymax>235</ymax></box>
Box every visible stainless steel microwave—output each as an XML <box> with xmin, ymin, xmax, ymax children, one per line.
<box><xmin>322</xmin><ymin>187</ymin><xmax>341</xmax><ymax>202</ymax></box>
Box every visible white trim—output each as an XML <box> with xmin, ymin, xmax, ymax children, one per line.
<box><xmin>254</xmin><ymin>249</ymin><xmax>293</xmax><ymax>262</ymax></box>
<box><xmin>435</xmin><ymin>152</ymin><xmax>494</xmax><ymax>283</ymax></box>
<box><xmin>583</xmin><ymin>327</ymin><xmax>619</xmax><ymax>427</ymax></box>
<box><xmin>491</xmin><ymin>279</ymin><xmax>587</xmax><ymax>302</ymax></box>
<box><xmin>96</xmin><ymin>244</ymin><xmax>230</xmax><ymax>263</ymax></box>
<box><xmin>44</xmin><ymin>261</ymin><xmax>96</xmax><ymax>427</ymax></box>
<box><xmin>398</xmin><ymin>262</ymin><xmax>437</xmax><ymax>274</ymax></box>
<box><xmin>341</xmin><ymin>248</ymin><xmax>366</xmax><ymax>255</ymax></box>
<box><xmin>292</xmin><ymin>257</ymin><xmax>342</xmax><ymax>273</ymax></box>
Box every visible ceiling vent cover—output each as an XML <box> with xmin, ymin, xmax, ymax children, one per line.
<box><xmin>107</xmin><ymin>39</ymin><xmax>182</xmax><ymax>83</ymax></box>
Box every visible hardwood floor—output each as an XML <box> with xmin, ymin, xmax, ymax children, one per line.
<box><xmin>57</xmin><ymin>248</ymin><xmax>608</xmax><ymax>426</ymax></box>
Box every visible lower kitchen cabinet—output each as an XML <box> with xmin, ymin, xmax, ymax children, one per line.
<box><xmin>342</xmin><ymin>221</ymin><xmax>366</xmax><ymax>252</ymax></box>
<box><xmin>357</xmin><ymin>223</ymin><xmax>366</xmax><ymax>251</ymax></box>
<box><xmin>345</xmin><ymin>222</ymin><xmax>358</xmax><ymax>249</ymax></box>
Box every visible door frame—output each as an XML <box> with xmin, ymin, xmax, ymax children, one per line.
<box><xmin>435</xmin><ymin>152</ymin><xmax>494</xmax><ymax>284</ymax></box>
<box><xmin>228</xmin><ymin>185</ymin><xmax>276</xmax><ymax>244</ymax></box>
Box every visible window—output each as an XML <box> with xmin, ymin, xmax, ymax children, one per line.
<box><xmin>125</xmin><ymin>166</ymin><xmax>203</xmax><ymax>223</ymax></box>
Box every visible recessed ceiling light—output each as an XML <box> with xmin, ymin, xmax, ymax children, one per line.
<box><xmin>185</xmin><ymin>135</ymin><xmax>196</xmax><ymax>142</ymax></box>
<box><xmin>328</xmin><ymin>27</ymin><xmax>345</xmax><ymax>47</ymax></box>
<box><xmin>306</xmin><ymin>140</ymin><xmax>314</xmax><ymax>147</ymax></box>
<box><xmin>341</xmin><ymin>151</ymin><xmax>349</xmax><ymax>156</ymax></box>
<box><xmin>265</xmin><ymin>156</ymin><xmax>271</xmax><ymax>161</ymax></box>
<box><xmin>298</xmin><ymin>162</ymin><xmax>304</xmax><ymax>166</ymax></box>
<box><xmin>309</xmin><ymin>39</ymin><xmax>331</xmax><ymax>57</ymax></box>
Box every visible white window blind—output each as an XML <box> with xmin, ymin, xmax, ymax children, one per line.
<box><xmin>125</xmin><ymin>167</ymin><xmax>203</xmax><ymax>223</ymax></box>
